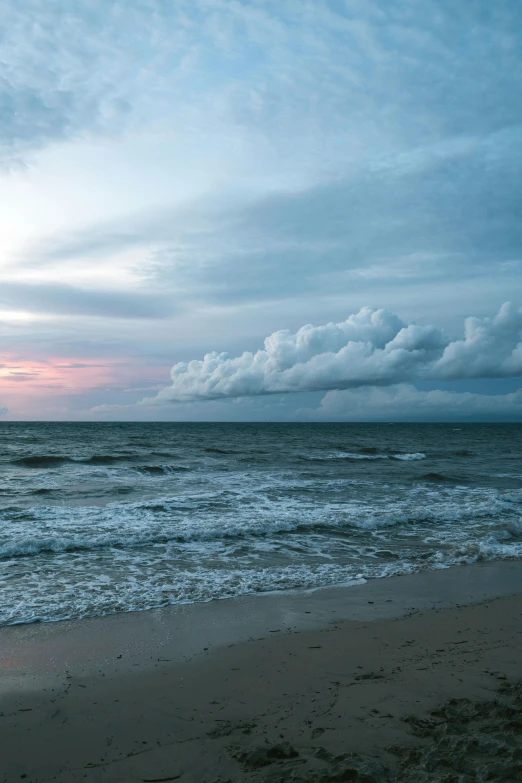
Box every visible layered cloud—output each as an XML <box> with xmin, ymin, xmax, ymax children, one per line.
<box><xmin>23</xmin><ymin>123</ymin><xmax>522</xmax><ymax>317</ymax></box>
<box><xmin>0</xmin><ymin>281</ymin><xmax>175</xmax><ymax>319</ymax></box>
<box><xmin>308</xmin><ymin>385</ymin><xmax>522</xmax><ymax>421</ymax></box>
<box><xmin>143</xmin><ymin>303</ymin><xmax>522</xmax><ymax>404</ymax></box>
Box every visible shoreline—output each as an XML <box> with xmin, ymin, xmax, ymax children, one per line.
<box><xmin>2</xmin><ymin>560</ymin><xmax>522</xmax><ymax>781</ymax></box>
<box><xmin>2</xmin><ymin>559</ymin><xmax>522</xmax><ymax>686</ymax></box>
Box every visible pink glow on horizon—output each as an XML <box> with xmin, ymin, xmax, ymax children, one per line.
<box><xmin>0</xmin><ymin>353</ymin><xmax>170</xmax><ymax>418</ymax></box>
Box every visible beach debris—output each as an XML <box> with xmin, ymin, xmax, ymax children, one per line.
<box><xmin>387</xmin><ymin>682</ymin><xmax>522</xmax><ymax>781</ymax></box>
<box><xmin>230</xmin><ymin>741</ymin><xmax>299</xmax><ymax>768</ymax></box>
<box><xmin>314</xmin><ymin>747</ymin><xmax>333</xmax><ymax>762</ymax></box>
<box><xmin>142</xmin><ymin>776</ymin><xmax>181</xmax><ymax>782</ymax></box>
<box><xmin>207</xmin><ymin>720</ymin><xmax>256</xmax><ymax>738</ymax></box>
<box><xmin>225</xmin><ymin>682</ymin><xmax>522</xmax><ymax>781</ymax></box>
<box><xmin>314</xmin><ymin>753</ymin><xmax>390</xmax><ymax>782</ymax></box>
<box><xmin>354</xmin><ymin>672</ymin><xmax>384</xmax><ymax>681</ymax></box>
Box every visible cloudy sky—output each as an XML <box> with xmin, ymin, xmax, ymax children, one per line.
<box><xmin>1</xmin><ymin>0</ymin><xmax>521</xmax><ymax>421</ymax></box>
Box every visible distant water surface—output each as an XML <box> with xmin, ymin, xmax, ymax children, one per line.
<box><xmin>0</xmin><ymin>422</ymin><xmax>521</xmax><ymax>625</ymax></box>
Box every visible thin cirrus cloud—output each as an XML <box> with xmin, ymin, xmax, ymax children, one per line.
<box><xmin>140</xmin><ymin>303</ymin><xmax>522</xmax><ymax>405</ymax></box>
<box><xmin>0</xmin><ymin>0</ymin><xmax>139</xmax><ymax>167</ymax></box>
<box><xmin>2</xmin><ymin>0</ymin><xmax>522</xmax><ymax>171</ymax></box>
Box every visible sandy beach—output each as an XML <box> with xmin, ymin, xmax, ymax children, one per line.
<box><xmin>2</xmin><ymin>561</ymin><xmax>522</xmax><ymax>782</ymax></box>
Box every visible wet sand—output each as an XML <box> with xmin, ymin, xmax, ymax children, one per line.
<box><xmin>1</xmin><ymin>562</ymin><xmax>522</xmax><ymax>782</ymax></box>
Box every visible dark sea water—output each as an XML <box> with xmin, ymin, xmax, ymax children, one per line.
<box><xmin>0</xmin><ymin>422</ymin><xmax>521</xmax><ymax>626</ymax></box>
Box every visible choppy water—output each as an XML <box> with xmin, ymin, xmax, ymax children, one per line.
<box><xmin>0</xmin><ymin>422</ymin><xmax>521</xmax><ymax>626</ymax></box>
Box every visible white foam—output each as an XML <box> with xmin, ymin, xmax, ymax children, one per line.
<box><xmin>321</xmin><ymin>452</ymin><xmax>389</xmax><ymax>460</ymax></box>
<box><xmin>1</xmin><ymin>483</ymin><xmax>521</xmax><ymax>561</ymax></box>
<box><xmin>2</xmin><ymin>457</ymin><xmax>522</xmax><ymax>626</ymax></box>
<box><xmin>3</xmin><ymin>529</ymin><xmax>522</xmax><ymax>626</ymax></box>
<box><xmin>323</xmin><ymin>451</ymin><xmax>426</xmax><ymax>461</ymax></box>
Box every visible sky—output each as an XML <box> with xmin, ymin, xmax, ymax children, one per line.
<box><xmin>1</xmin><ymin>0</ymin><xmax>521</xmax><ymax>421</ymax></box>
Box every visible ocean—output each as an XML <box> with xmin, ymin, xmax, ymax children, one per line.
<box><xmin>0</xmin><ymin>422</ymin><xmax>521</xmax><ymax>626</ymax></box>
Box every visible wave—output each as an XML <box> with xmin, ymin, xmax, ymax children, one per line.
<box><xmin>12</xmin><ymin>454</ymin><xmax>137</xmax><ymax>468</ymax></box>
<box><xmin>421</xmin><ymin>472</ymin><xmax>460</xmax><ymax>483</ymax></box>
<box><xmin>133</xmin><ymin>465</ymin><xmax>190</xmax><ymax>475</ymax></box>
<box><xmin>11</xmin><ymin>455</ymin><xmax>72</xmax><ymax>468</ymax></box>
<box><xmin>0</xmin><ymin>564</ymin><xmax>368</xmax><ymax>626</ymax></box>
<box><xmin>83</xmin><ymin>455</ymin><xmax>131</xmax><ymax>465</ymax></box>
<box><xmin>3</xmin><ymin>536</ymin><xmax>522</xmax><ymax>626</ymax></box>
<box><xmin>339</xmin><ymin>453</ymin><xmax>388</xmax><ymax>460</ymax></box>
<box><xmin>308</xmin><ymin>451</ymin><xmax>427</xmax><ymax>462</ymax></box>
<box><xmin>0</xmin><ymin>520</ymin><xmax>395</xmax><ymax>559</ymax></box>
<box><xmin>306</xmin><ymin>452</ymin><xmax>386</xmax><ymax>462</ymax></box>
<box><xmin>0</xmin><ymin>519</ymin><xmax>336</xmax><ymax>558</ymax></box>
<box><xmin>204</xmin><ymin>447</ymin><xmax>243</xmax><ymax>455</ymax></box>
<box><xmin>12</xmin><ymin>448</ymin><xmax>429</xmax><ymax>471</ymax></box>
<box><xmin>0</xmin><ymin>523</ymin><xmax>330</xmax><ymax>558</ymax></box>
<box><xmin>2</xmin><ymin>485</ymin><xmax>520</xmax><ymax>559</ymax></box>
<box><xmin>0</xmin><ymin>532</ymin><xmax>175</xmax><ymax>559</ymax></box>
<box><xmin>448</xmin><ymin>539</ymin><xmax>522</xmax><ymax>564</ymax></box>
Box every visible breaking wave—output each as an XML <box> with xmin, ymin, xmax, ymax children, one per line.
<box><xmin>309</xmin><ymin>451</ymin><xmax>426</xmax><ymax>462</ymax></box>
<box><xmin>2</xmin><ymin>421</ymin><xmax>521</xmax><ymax>626</ymax></box>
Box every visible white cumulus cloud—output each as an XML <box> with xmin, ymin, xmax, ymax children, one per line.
<box><xmin>141</xmin><ymin>302</ymin><xmax>522</xmax><ymax>404</ymax></box>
